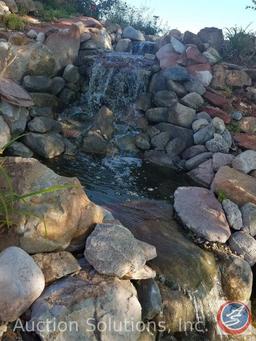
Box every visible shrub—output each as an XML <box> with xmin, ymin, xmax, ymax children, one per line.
<box><xmin>223</xmin><ymin>25</ymin><xmax>256</xmax><ymax>65</ymax></box>
<box><xmin>2</xmin><ymin>14</ymin><xmax>26</xmax><ymax>31</ymax></box>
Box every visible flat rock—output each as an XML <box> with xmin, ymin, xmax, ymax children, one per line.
<box><xmin>229</xmin><ymin>232</ymin><xmax>256</xmax><ymax>266</ymax></box>
<box><xmin>182</xmin><ymin>145</ymin><xmax>207</xmax><ymax>160</ymax></box>
<box><xmin>174</xmin><ymin>187</ymin><xmax>231</xmax><ymax>243</ymax></box>
<box><xmin>0</xmin><ymin>247</ymin><xmax>45</xmax><ymax>322</ymax></box>
<box><xmin>203</xmin><ymin>106</ymin><xmax>231</xmax><ymax>124</ymax></box>
<box><xmin>193</xmin><ymin>124</ymin><xmax>215</xmax><ymax>145</ymax></box>
<box><xmin>212</xmin><ymin>152</ymin><xmax>234</xmax><ymax>171</ymax></box>
<box><xmin>181</xmin><ymin>92</ymin><xmax>204</xmax><ymax>110</ymax></box>
<box><xmin>192</xmin><ymin>118</ymin><xmax>209</xmax><ymax>132</ymax></box>
<box><xmin>156</xmin><ymin>122</ymin><xmax>194</xmax><ymax>147</ymax></box>
<box><xmin>241</xmin><ymin>203</ymin><xmax>256</xmax><ymax>237</ymax></box>
<box><xmin>168</xmin><ymin>103</ymin><xmax>196</xmax><ymax>128</ymax></box>
<box><xmin>222</xmin><ymin>199</ymin><xmax>243</xmax><ymax>230</ymax></box>
<box><xmin>232</xmin><ymin>150</ymin><xmax>256</xmax><ymax>174</ymax></box>
<box><xmin>212</xmin><ymin>166</ymin><xmax>256</xmax><ymax>206</ymax></box>
<box><xmin>85</xmin><ymin>223</ymin><xmax>156</xmax><ymax>279</ymax></box>
<box><xmin>33</xmin><ymin>251</ymin><xmax>81</xmax><ymax>284</ymax></box>
<box><xmin>187</xmin><ymin>159</ymin><xmax>215</xmax><ymax>187</ymax></box>
<box><xmin>122</xmin><ymin>25</ymin><xmax>144</xmax><ymax>41</ymax></box>
<box><xmin>153</xmin><ymin>90</ymin><xmax>178</xmax><ymax>108</ymax></box>
<box><xmin>185</xmin><ymin>152</ymin><xmax>212</xmax><ymax>170</ymax></box>
<box><xmin>234</xmin><ymin>133</ymin><xmax>256</xmax><ymax>151</ymax></box>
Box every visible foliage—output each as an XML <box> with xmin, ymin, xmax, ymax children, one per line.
<box><xmin>217</xmin><ymin>190</ymin><xmax>227</xmax><ymax>203</ymax></box>
<box><xmin>223</xmin><ymin>25</ymin><xmax>256</xmax><ymax>65</ymax></box>
<box><xmin>2</xmin><ymin>14</ymin><xmax>26</xmax><ymax>31</ymax></box>
<box><xmin>227</xmin><ymin>122</ymin><xmax>241</xmax><ymax>133</ymax></box>
<box><xmin>246</xmin><ymin>0</ymin><xmax>256</xmax><ymax>10</ymax></box>
<box><xmin>36</xmin><ymin>0</ymin><xmax>78</xmax><ymax>21</ymax></box>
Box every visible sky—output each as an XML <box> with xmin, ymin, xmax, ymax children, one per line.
<box><xmin>125</xmin><ymin>0</ymin><xmax>256</xmax><ymax>34</ymax></box>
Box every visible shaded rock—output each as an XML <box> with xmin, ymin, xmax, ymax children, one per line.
<box><xmin>187</xmin><ymin>159</ymin><xmax>215</xmax><ymax>187</ymax></box>
<box><xmin>29</xmin><ymin>273</ymin><xmax>141</xmax><ymax>341</ymax></box>
<box><xmin>85</xmin><ymin>223</ymin><xmax>156</xmax><ymax>278</ymax></box>
<box><xmin>0</xmin><ymin>78</ymin><xmax>33</xmax><ymax>107</ymax></box>
<box><xmin>144</xmin><ymin>150</ymin><xmax>181</xmax><ymax>169</ymax></box>
<box><xmin>229</xmin><ymin>231</ymin><xmax>256</xmax><ymax>266</ymax></box>
<box><xmin>123</xmin><ymin>26</ymin><xmax>144</xmax><ymax>41</ymax></box>
<box><xmin>220</xmin><ymin>254</ymin><xmax>253</xmax><ymax>301</ymax></box>
<box><xmin>4</xmin><ymin>0</ymin><xmax>18</xmax><ymax>12</ymax></box>
<box><xmin>170</xmin><ymin>36</ymin><xmax>186</xmax><ymax>54</ymax></box>
<box><xmin>50</xmin><ymin>76</ymin><xmax>65</xmax><ymax>95</ymax></box>
<box><xmin>167</xmin><ymin>79</ymin><xmax>187</xmax><ymax>96</ymax></box>
<box><xmin>156</xmin><ymin>122</ymin><xmax>194</xmax><ymax>147</ymax></box>
<box><xmin>149</xmin><ymin>71</ymin><xmax>167</xmax><ymax>93</ymax></box>
<box><xmin>0</xmin><ymin>100</ymin><xmax>29</xmax><ymax>134</ymax></box>
<box><xmin>0</xmin><ymin>157</ymin><xmax>103</xmax><ymax>253</ymax></box>
<box><xmin>212</xmin><ymin>117</ymin><xmax>225</xmax><ymax>133</ymax></box>
<box><xmin>80</xmin><ymin>28</ymin><xmax>112</xmax><ymax>50</ymax></box>
<box><xmin>23</xmin><ymin>75</ymin><xmax>52</xmax><ymax>92</ymax></box>
<box><xmin>146</xmin><ymin>107</ymin><xmax>168</xmax><ymax>123</ymax></box>
<box><xmin>33</xmin><ymin>251</ymin><xmax>81</xmax><ymax>284</ymax></box>
<box><xmin>82</xmin><ymin>131</ymin><xmax>109</xmax><ymax>155</ymax></box>
<box><xmin>163</xmin><ymin>66</ymin><xmax>190</xmax><ymax>82</ymax></box>
<box><xmin>94</xmin><ymin>106</ymin><xmax>114</xmax><ymax>140</ymax></box>
<box><xmin>63</xmin><ymin>64</ymin><xmax>80</xmax><ymax>83</ymax></box>
<box><xmin>195</xmin><ymin>70</ymin><xmax>213</xmax><ymax>87</ymax></box>
<box><xmin>211</xmin><ymin>166</ymin><xmax>256</xmax><ymax>206</ymax></box>
<box><xmin>115</xmin><ymin>38</ymin><xmax>132</xmax><ymax>52</ymax></box>
<box><xmin>211</xmin><ymin>64</ymin><xmax>226</xmax><ymax>90</ymax></box>
<box><xmin>45</xmin><ymin>25</ymin><xmax>80</xmax><ymax>71</ymax></box>
<box><xmin>193</xmin><ymin>124</ymin><xmax>215</xmax><ymax>144</ymax></box>
<box><xmin>186</xmin><ymin>45</ymin><xmax>207</xmax><ymax>64</ymax></box>
<box><xmin>151</xmin><ymin>131</ymin><xmax>170</xmax><ymax>150</ymax></box>
<box><xmin>0</xmin><ymin>247</ymin><xmax>45</xmax><ymax>322</ymax></box>
<box><xmin>203</xmin><ymin>47</ymin><xmax>221</xmax><ymax>64</ymax></box>
<box><xmin>24</xmin><ymin>133</ymin><xmax>65</xmax><ymax>158</ymax></box>
<box><xmin>135</xmin><ymin>279</ymin><xmax>162</xmax><ymax>321</ymax></box>
<box><xmin>28</xmin><ymin>116</ymin><xmax>61</xmax><ymax>133</ymax></box>
<box><xmin>240</xmin><ymin>116</ymin><xmax>256</xmax><ymax>133</ymax></box>
<box><xmin>59</xmin><ymin>87</ymin><xmax>76</xmax><ymax>105</ymax></box>
<box><xmin>226</xmin><ymin>70</ymin><xmax>252</xmax><ymax>87</ymax></box>
<box><xmin>185</xmin><ymin>152</ymin><xmax>212</xmax><ymax>170</ymax></box>
<box><xmin>234</xmin><ymin>133</ymin><xmax>256</xmax><ymax>151</ymax></box>
<box><xmin>168</xmin><ymin>103</ymin><xmax>196</xmax><ymax>128</ymax></box>
<box><xmin>166</xmin><ymin>137</ymin><xmax>186</xmax><ymax>156</ymax></box>
<box><xmin>30</xmin><ymin>106</ymin><xmax>54</xmax><ymax>118</ymax></box>
<box><xmin>135</xmin><ymin>93</ymin><xmax>151</xmax><ymax>111</ymax></box>
<box><xmin>182</xmin><ymin>145</ymin><xmax>207</xmax><ymax>160</ymax></box>
<box><xmin>206</xmin><ymin>133</ymin><xmax>230</xmax><ymax>153</ymax></box>
<box><xmin>135</xmin><ymin>134</ymin><xmax>150</xmax><ymax>150</ymax></box>
<box><xmin>197</xmin><ymin>27</ymin><xmax>224</xmax><ymax>50</ymax></box>
<box><xmin>192</xmin><ymin>118</ymin><xmax>209</xmax><ymax>132</ymax></box>
<box><xmin>212</xmin><ymin>152</ymin><xmax>234</xmax><ymax>171</ymax></box>
<box><xmin>203</xmin><ymin>90</ymin><xmax>228</xmax><ymax>108</ymax></box>
<box><xmin>221</xmin><ymin>129</ymin><xmax>232</xmax><ymax>149</ymax></box>
<box><xmin>153</xmin><ymin>90</ymin><xmax>178</xmax><ymax>107</ymax></box>
<box><xmin>156</xmin><ymin>44</ymin><xmax>180</xmax><ymax>69</ymax></box>
<box><xmin>30</xmin><ymin>93</ymin><xmax>58</xmax><ymax>109</ymax></box>
<box><xmin>203</xmin><ymin>106</ymin><xmax>231</xmax><ymax>124</ymax></box>
<box><xmin>222</xmin><ymin>199</ymin><xmax>243</xmax><ymax>230</ymax></box>
<box><xmin>232</xmin><ymin>150</ymin><xmax>256</xmax><ymax>174</ymax></box>
<box><xmin>6</xmin><ymin>141</ymin><xmax>33</xmax><ymax>158</ymax></box>
<box><xmin>181</xmin><ymin>92</ymin><xmax>204</xmax><ymax>110</ymax></box>
<box><xmin>0</xmin><ymin>115</ymin><xmax>10</xmax><ymax>150</ymax></box>
<box><xmin>241</xmin><ymin>203</ymin><xmax>256</xmax><ymax>237</ymax></box>
<box><xmin>174</xmin><ymin>187</ymin><xmax>231</xmax><ymax>242</ymax></box>
<box><xmin>197</xmin><ymin>111</ymin><xmax>211</xmax><ymax>122</ymax></box>
<box><xmin>184</xmin><ymin>79</ymin><xmax>206</xmax><ymax>95</ymax></box>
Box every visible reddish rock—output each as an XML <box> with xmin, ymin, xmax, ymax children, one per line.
<box><xmin>186</xmin><ymin>46</ymin><xmax>208</xmax><ymax>64</ymax></box>
<box><xmin>239</xmin><ymin>117</ymin><xmax>256</xmax><ymax>134</ymax></box>
<box><xmin>234</xmin><ymin>133</ymin><xmax>256</xmax><ymax>151</ymax></box>
<box><xmin>156</xmin><ymin>44</ymin><xmax>180</xmax><ymax>69</ymax></box>
<box><xmin>212</xmin><ymin>166</ymin><xmax>256</xmax><ymax>206</ymax></box>
<box><xmin>203</xmin><ymin>90</ymin><xmax>229</xmax><ymax>108</ymax></box>
<box><xmin>187</xmin><ymin>63</ymin><xmax>211</xmax><ymax>75</ymax></box>
<box><xmin>203</xmin><ymin>106</ymin><xmax>231</xmax><ymax>124</ymax></box>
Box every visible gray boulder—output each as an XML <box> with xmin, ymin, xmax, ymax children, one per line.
<box><xmin>187</xmin><ymin>159</ymin><xmax>215</xmax><ymax>187</ymax></box>
<box><xmin>181</xmin><ymin>92</ymin><xmax>204</xmax><ymax>109</ymax></box>
<box><xmin>185</xmin><ymin>152</ymin><xmax>212</xmax><ymax>170</ymax></box>
<box><xmin>0</xmin><ymin>101</ymin><xmax>29</xmax><ymax>134</ymax></box>
<box><xmin>0</xmin><ymin>115</ymin><xmax>10</xmax><ymax>150</ymax></box>
<box><xmin>146</xmin><ymin>107</ymin><xmax>168</xmax><ymax>123</ymax></box>
<box><xmin>28</xmin><ymin>116</ymin><xmax>61</xmax><ymax>133</ymax></box>
<box><xmin>23</xmin><ymin>75</ymin><xmax>52</xmax><ymax>92</ymax></box>
<box><xmin>229</xmin><ymin>232</ymin><xmax>256</xmax><ymax>266</ymax></box>
<box><xmin>212</xmin><ymin>152</ymin><xmax>234</xmax><ymax>171</ymax></box>
<box><xmin>192</xmin><ymin>118</ymin><xmax>209</xmax><ymax>132</ymax></box>
<box><xmin>184</xmin><ymin>79</ymin><xmax>206</xmax><ymax>95</ymax></box>
<box><xmin>153</xmin><ymin>90</ymin><xmax>178</xmax><ymax>108</ymax></box>
<box><xmin>182</xmin><ymin>145</ymin><xmax>207</xmax><ymax>160</ymax></box>
<box><xmin>205</xmin><ymin>133</ymin><xmax>230</xmax><ymax>153</ymax></box>
<box><xmin>63</xmin><ymin>64</ymin><xmax>80</xmax><ymax>83</ymax></box>
<box><xmin>24</xmin><ymin>132</ymin><xmax>65</xmax><ymax>158</ymax></box>
<box><xmin>222</xmin><ymin>199</ymin><xmax>243</xmax><ymax>230</ymax></box>
<box><xmin>0</xmin><ymin>247</ymin><xmax>45</xmax><ymax>322</ymax></box>
<box><xmin>232</xmin><ymin>150</ymin><xmax>256</xmax><ymax>174</ymax></box>
<box><xmin>241</xmin><ymin>203</ymin><xmax>256</xmax><ymax>237</ymax></box>
<box><xmin>122</xmin><ymin>26</ymin><xmax>145</xmax><ymax>41</ymax></box>
<box><xmin>168</xmin><ymin>103</ymin><xmax>196</xmax><ymax>128</ymax></box>
<box><xmin>6</xmin><ymin>141</ymin><xmax>33</xmax><ymax>158</ymax></box>
<box><xmin>193</xmin><ymin>124</ymin><xmax>214</xmax><ymax>145</ymax></box>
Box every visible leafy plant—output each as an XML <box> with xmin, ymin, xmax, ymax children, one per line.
<box><xmin>227</xmin><ymin>122</ymin><xmax>241</xmax><ymax>133</ymax></box>
<box><xmin>217</xmin><ymin>190</ymin><xmax>227</xmax><ymax>203</ymax></box>
<box><xmin>2</xmin><ymin>14</ymin><xmax>26</xmax><ymax>31</ymax></box>
<box><xmin>223</xmin><ymin>25</ymin><xmax>256</xmax><ymax>65</ymax></box>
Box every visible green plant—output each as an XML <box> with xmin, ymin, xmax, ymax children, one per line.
<box><xmin>2</xmin><ymin>14</ymin><xmax>26</xmax><ymax>31</ymax></box>
<box><xmin>223</xmin><ymin>25</ymin><xmax>256</xmax><ymax>65</ymax></box>
<box><xmin>227</xmin><ymin>122</ymin><xmax>241</xmax><ymax>133</ymax></box>
<box><xmin>217</xmin><ymin>190</ymin><xmax>227</xmax><ymax>203</ymax></box>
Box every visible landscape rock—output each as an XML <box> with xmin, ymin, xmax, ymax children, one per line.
<box><xmin>0</xmin><ymin>115</ymin><xmax>10</xmax><ymax>150</ymax></box>
<box><xmin>151</xmin><ymin>131</ymin><xmax>170</xmax><ymax>149</ymax></box>
<box><xmin>184</xmin><ymin>79</ymin><xmax>206</xmax><ymax>95</ymax></box>
<box><xmin>232</xmin><ymin>150</ymin><xmax>256</xmax><ymax>174</ymax></box>
<box><xmin>203</xmin><ymin>106</ymin><xmax>231</xmax><ymax>124</ymax></box>
<box><xmin>136</xmin><ymin>134</ymin><xmax>150</xmax><ymax>150</ymax></box>
<box><xmin>136</xmin><ymin>94</ymin><xmax>151</xmax><ymax>111</ymax></box>
<box><xmin>146</xmin><ymin>107</ymin><xmax>168</xmax><ymax>123</ymax></box>
<box><xmin>197</xmin><ymin>27</ymin><xmax>224</xmax><ymax>50</ymax></box>
<box><xmin>153</xmin><ymin>90</ymin><xmax>178</xmax><ymax>107</ymax></box>
<box><xmin>63</xmin><ymin>64</ymin><xmax>80</xmax><ymax>83</ymax></box>
<box><xmin>167</xmin><ymin>79</ymin><xmax>187</xmax><ymax>96</ymax></box>
<box><xmin>0</xmin><ymin>101</ymin><xmax>29</xmax><ymax>134</ymax></box>
<box><xmin>50</xmin><ymin>76</ymin><xmax>65</xmax><ymax>95</ymax></box>
<box><xmin>193</xmin><ymin>124</ymin><xmax>214</xmax><ymax>144</ymax></box>
<box><xmin>174</xmin><ymin>187</ymin><xmax>231</xmax><ymax>243</ymax></box>
<box><xmin>192</xmin><ymin>118</ymin><xmax>209</xmax><ymax>132</ymax></box>
<box><xmin>24</xmin><ymin>132</ymin><xmax>65</xmax><ymax>158</ymax></box>
<box><xmin>23</xmin><ymin>75</ymin><xmax>52</xmax><ymax>93</ymax></box>
<box><xmin>234</xmin><ymin>133</ymin><xmax>256</xmax><ymax>151</ymax></box>
<box><xmin>212</xmin><ymin>117</ymin><xmax>225</xmax><ymax>133</ymax></box>
<box><xmin>185</xmin><ymin>152</ymin><xmax>213</xmax><ymax>170</ymax></box>
<box><xmin>28</xmin><ymin>116</ymin><xmax>61</xmax><ymax>133</ymax></box>
<box><xmin>232</xmin><ymin>111</ymin><xmax>243</xmax><ymax>121</ymax></box>
<box><xmin>170</xmin><ymin>36</ymin><xmax>186</xmax><ymax>54</ymax></box>
<box><xmin>122</xmin><ymin>26</ymin><xmax>145</xmax><ymax>41</ymax></box>
<box><xmin>156</xmin><ymin>44</ymin><xmax>180</xmax><ymax>69</ymax></box>
<box><xmin>212</xmin><ymin>166</ymin><xmax>256</xmax><ymax>206</ymax></box>
<box><xmin>115</xmin><ymin>38</ymin><xmax>132</xmax><ymax>52</ymax></box>
<box><xmin>229</xmin><ymin>232</ymin><xmax>256</xmax><ymax>266</ymax></box>
<box><xmin>187</xmin><ymin>159</ymin><xmax>215</xmax><ymax>187</ymax></box>
<box><xmin>166</xmin><ymin>137</ymin><xmax>186</xmax><ymax>156</ymax></box>
<box><xmin>155</xmin><ymin>122</ymin><xmax>194</xmax><ymax>147</ymax></box>
<box><xmin>6</xmin><ymin>141</ymin><xmax>33</xmax><ymax>158</ymax></box>
<box><xmin>163</xmin><ymin>66</ymin><xmax>190</xmax><ymax>82</ymax></box>
<box><xmin>240</xmin><ymin>116</ymin><xmax>256</xmax><ymax>133</ymax></box>
<box><xmin>203</xmin><ymin>47</ymin><xmax>221</xmax><ymax>64</ymax></box>
<box><xmin>181</xmin><ymin>92</ymin><xmax>204</xmax><ymax>109</ymax></box>
<box><xmin>186</xmin><ymin>46</ymin><xmax>207</xmax><ymax>64</ymax></box>
<box><xmin>205</xmin><ymin>133</ymin><xmax>230</xmax><ymax>153</ymax></box>
<box><xmin>204</xmin><ymin>90</ymin><xmax>228</xmax><ymax>108</ymax></box>
<box><xmin>0</xmin><ymin>247</ymin><xmax>45</xmax><ymax>322</ymax></box>
<box><xmin>85</xmin><ymin>223</ymin><xmax>156</xmax><ymax>278</ymax></box>
<box><xmin>182</xmin><ymin>145</ymin><xmax>207</xmax><ymax>160</ymax></box>
<box><xmin>168</xmin><ymin>102</ymin><xmax>196</xmax><ymax>128</ymax></box>
<box><xmin>241</xmin><ymin>203</ymin><xmax>256</xmax><ymax>237</ymax></box>
<box><xmin>33</xmin><ymin>251</ymin><xmax>81</xmax><ymax>284</ymax></box>
<box><xmin>225</xmin><ymin>70</ymin><xmax>252</xmax><ymax>87</ymax></box>
<box><xmin>212</xmin><ymin>152</ymin><xmax>234</xmax><ymax>171</ymax></box>
<box><xmin>29</xmin><ymin>273</ymin><xmax>141</xmax><ymax>341</ymax></box>
<box><xmin>82</xmin><ymin>131</ymin><xmax>109</xmax><ymax>155</ymax></box>
<box><xmin>222</xmin><ymin>199</ymin><xmax>243</xmax><ymax>230</ymax></box>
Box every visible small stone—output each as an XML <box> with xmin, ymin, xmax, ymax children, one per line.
<box><xmin>166</xmin><ymin>137</ymin><xmax>186</xmax><ymax>156</ymax></box>
<box><xmin>212</xmin><ymin>117</ymin><xmax>225</xmax><ymax>133</ymax></box>
<box><xmin>23</xmin><ymin>75</ymin><xmax>52</xmax><ymax>93</ymax></box>
<box><xmin>169</xmin><ymin>103</ymin><xmax>196</xmax><ymax>128</ymax></box>
<box><xmin>182</xmin><ymin>145</ymin><xmax>207</xmax><ymax>160</ymax></box>
<box><xmin>146</xmin><ymin>107</ymin><xmax>168</xmax><ymax>123</ymax></box>
<box><xmin>115</xmin><ymin>38</ymin><xmax>132</xmax><ymax>52</ymax></box>
<box><xmin>222</xmin><ymin>199</ymin><xmax>243</xmax><ymax>230</ymax></box>
<box><xmin>229</xmin><ymin>232</ymin><xmax>256</xmax><ymax>266</ymax></box>
<box><xmin>135</xmin><ymin>133</ymin><xmax>150</xmax><ymax>150</ymax></box>
<box><xmin>192</xmin><ymin>118</ymin><xmax>209</xmax><ymax>132</ymax></box>
<box><xmin>151</xmin><ymin>132</ymin><xmax>170</xmax><ymax>150</ymax></box>
<box><xmin>232</xmin><ymin>150</ymin><xmax>256</xmax><ymax>174</ymax></box>
<box><xmin>24</xmin><ymin>132</ymin><xmax>65</xmax><ymax>158</ymax></box>
<box><xmin>170</xmin><ymin>36</ymin><xmax>186</xmax><ymax>54</ymax></box>
<box><xmin>6</xmin><ymin>141</ymin><xmax>33</xmax><ymax>158</ymax></box>
<box><xmin>163</xmin><ymin>66</ymin><xmax>190</xmax><ymax>82</ymax></box>
<box><xmin>188</xmin><ymin>159</ymin><xmax>215</xmax><ymax>187</ymax></box>
<box><xmin>197</xmin><ymin>111</ymin><xmax>211</xmax><ymax>122</ymax></box>
<box><xmin>240</xmin><ymin>117</ymin><xmax>256</xmax><ymax>133</ymax></box>
<box><xmin>221</xmin><ymin>129</ymin><xmax>232</xmax><ymax>149</ymax></box>
<box><xmin>212</xmin><ymin>152</ymin><xmax>234</xmax><ymax>171</ymax></box>
<box><xmin>63</xmin><ymin>64</ymin><xmax>80</xmax><ymax>83</ymax></box>
<box><xmin>27</xmin><ymin>29</ymin><xmax>37</xmax><ymax>39</ymax></box>
<box><xmin>50</xmin><ymin>77</ymin><xmax>65</xmax><ymax>95</ymax></box>
<box><xmin>241</xmin><ymin>203</ymin><xmax>256</xmax><ymax>237</ymax></box>
<box><xmin>28</xmin><ymin>116</ymin><xmax>61</xmax><ymax>133</ymax></box>
<box><xmin>167</xmin><ymin>80</ymin><xmax>187</xmax><ymax>97</ymax></box>
<box><xmin>206</xmin><ymin>133</ymin><xmax>230</xmax><ymax>153</ymax></box>
<box><xmin>193</xmin><ymin>124</ymin><xmax>214</xmax><ymax>145</ymax></box>
<box><xmin>234</xmin><ymin>133</ymin><xmax>256</xmax><ymax>151</ymax></box>
<box><xmin>153</xmin><ymin>90</ymin><xmax>178</xmax><ymax>108</ymax></box>
<box><xmin>36</xmin><ymin>32</ymin><xmax>45</xmax><ymax>44</ymax></box>
<box><xmin>181</xmin><ymin>92</ymin><xmax>204</xmax><ymax>110</ymax></box>
<box><xmin>184</xmin><ymin>79</ymin><xmax>206</xmax><ymax>95</ymax></box>
<box><xmin>185</xmin><ymin>152</ymin><xmax>213</xmax><ymax>170</ymax></box>
<box><xmin>203</xmin><ymin>47</ymin><xmax>221</xmax><ymax>65</ymax></box>
<box><xmin>122</xmin><ymin>26</ymin><xmax>145</xmax><ymax>41</ymax></box>
<box><xmin>232</xmin><ymin>111</ymin><xmax>243</xmax><ymax>121</ymax></box>
<box><xmin>136</xmin><ymin>94</ymin><xmax>151</xmax><ymax>112</ymax></box>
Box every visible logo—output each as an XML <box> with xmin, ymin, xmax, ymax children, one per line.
<box><xmin>217</xmin><ymin>301</ymin><xmax>251</xmax><ymax>335</ymax></box>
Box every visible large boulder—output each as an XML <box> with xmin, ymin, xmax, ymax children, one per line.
<box><xmin>45</xmin><ymin>25</ymin><xmax>80</xmax><ymax>71</ymax></box>
<box><xmin>29</xmin><ymin>272</ymin><xmax>142</xmax><ymax>341</ymax></box>
<box><xmin>174</xmin><ymin>187</ymin><xmax>231</xmax><ymax>243</ymax></box>
<box><xmin>0</xmin><ymin>247</ymin><xmax>45</xmax><ymax>322</ymax></box>
<box><xmin>80</xmin><ymin>28</ymin><xmax>112</xmax><ymax>50</ymax></box>
<box><xmin>0</xmin><ymin>158</ymin><xmax>104</xmax><ymax>253</ymax></box>
<box><xmin>197</xmin><ymin>27</ymin><xmax>224</xmax><ymax>51</ymax></box>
